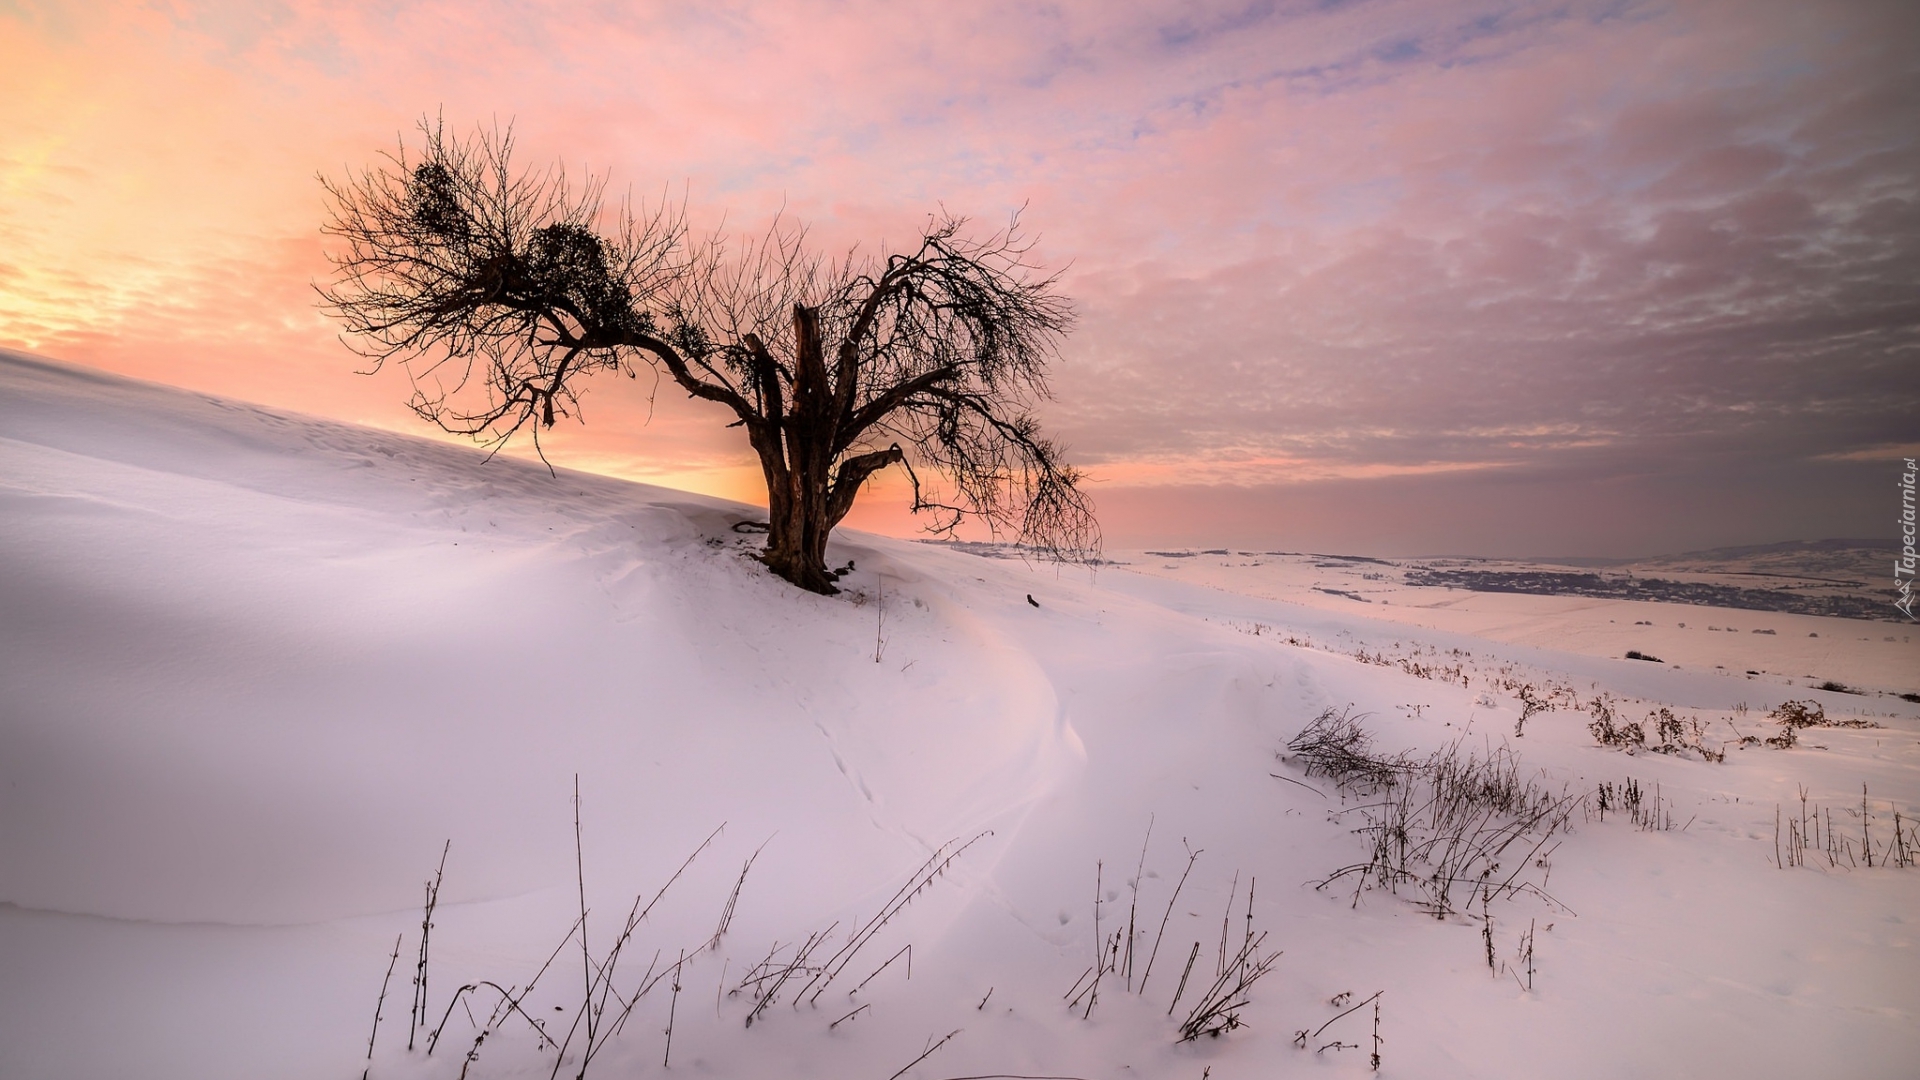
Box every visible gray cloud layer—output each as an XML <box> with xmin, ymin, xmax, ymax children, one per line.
<box><xmin>6</xmin><ymin>0</ymin><xmax>1914</xmax><ymax>556</ymax></box>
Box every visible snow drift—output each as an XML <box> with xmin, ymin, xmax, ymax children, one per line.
<box><xmin>2</xmin><ymin>350</ymin><xmax>1915</xmax><ymax>1079</ymax></box>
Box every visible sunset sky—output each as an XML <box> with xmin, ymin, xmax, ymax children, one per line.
<box><xmin>3</xmin><ymin>0</ymin><xmax>1915</xmax><ymax>557</ymax></box>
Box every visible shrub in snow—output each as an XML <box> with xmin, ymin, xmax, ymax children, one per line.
<box><xmin>1287</xmin><ymin>711</ymin><xmax>1576</xmax><ymax>918</ymax></box>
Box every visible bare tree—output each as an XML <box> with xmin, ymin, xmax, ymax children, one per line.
<box><xmin>320</xmin><ymin>122</ymin><xmax>1097</xmax><ymax>593</ymax></box>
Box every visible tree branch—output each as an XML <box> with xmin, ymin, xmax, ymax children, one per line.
<box><xmin>827</xmin><ymin>444</ymin><xmax>906</xmax><ymax>529</ymax></box>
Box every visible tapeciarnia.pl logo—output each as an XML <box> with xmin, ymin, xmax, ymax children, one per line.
<box><xmin>1898</xmin><ymin>457</ymin><xmax>1917</xmax><ymax>621</ymax></box>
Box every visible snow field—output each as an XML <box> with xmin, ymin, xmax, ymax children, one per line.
<box><xmin>2</xmin><ymin>350</ymin><xmax>1916</xmax><ymax>1079</ymax></box>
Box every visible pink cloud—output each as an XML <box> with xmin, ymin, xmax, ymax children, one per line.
<box><xmin>2</xmin><ymin>0</ymin><xmax>1914</xmax><ymax>554</ymax></box>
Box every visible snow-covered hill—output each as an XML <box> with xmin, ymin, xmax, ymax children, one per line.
<box><xmin>3</xmin><ymin>350</ymin><xmax>1916</xmax><ymax>1080</ymax></box>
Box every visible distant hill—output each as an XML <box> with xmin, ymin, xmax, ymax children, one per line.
<box><xmin>1413</xmin><ymin>539</ymin><xmax>1903</xmax><ymax>622</ymax></box>
<box><xmin>1625</xmin><ymin>539</ymin><xmax>1893</xmax><ymax>586</ymax></box>
<box><xmin>1541</xmin><ymin>538</ymin><xmax>1891</xmax><ymax>573</ymax></box>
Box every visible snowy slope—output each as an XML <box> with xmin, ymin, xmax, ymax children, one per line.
<box><xmin>3</xmin><ymin>350</ymin><xmax>1916</xmax><ymax>1080</ymax></box>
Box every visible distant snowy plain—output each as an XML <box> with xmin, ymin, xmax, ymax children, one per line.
<box><xmin>2</xmin><ymin>351</ymin><xmax>1916</xmax><ymax>1080</ymax></box>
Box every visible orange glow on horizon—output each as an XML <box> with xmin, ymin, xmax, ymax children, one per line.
<box><xmin>4</xmin><ymin>0</ymin><xmax>1909</xmax><ymax>556</ymax></box>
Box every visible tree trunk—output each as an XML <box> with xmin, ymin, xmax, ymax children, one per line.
<box><xmin>756</xmin><ymin>304</ymin><xmax>842</xmax><ymax>594</ymax></box>
<box><xmin>747</xmin><ymin>304</ymin><xmax>908</xmax><ymax>595</ymax></box>
<box><xmin>760</xmin><ymin>469</ymin><xmax>839</xmax><ymax>594</ymax></box>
